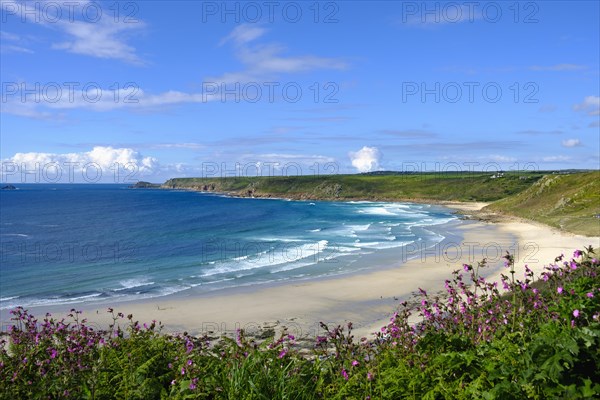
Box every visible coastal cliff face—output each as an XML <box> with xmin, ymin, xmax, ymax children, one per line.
<box><xmin>130</xmin><ymin>181</ymin><xmax>161</xmax><ymax>189</ymax></box>
<box><xmin>161</xmin><ymin>177</ymin><xmax>345</xmax><ymax>200</ymax></box>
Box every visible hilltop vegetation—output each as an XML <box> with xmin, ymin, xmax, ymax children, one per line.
<box><xmin>485</xmin><ymin>172</ymin><xmax>600</xmax><ymax>237</ymax></box>
<box><xmin>163</xmin><ymin>172</ymin><xmax>544</xmax><ymax>202</ymax></box>
<box><xmin>163</xmin><ymin>171</ymin><xmax>599</xmax><ymax>236</ymax></box>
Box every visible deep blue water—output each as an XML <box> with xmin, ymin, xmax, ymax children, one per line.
<box><xmin>0</xmin><ymin>184</ymin><xmax>456</xmax><ymax>309</ymax></box>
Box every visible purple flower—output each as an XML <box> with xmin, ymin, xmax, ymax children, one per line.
<box><xmin>278</xmin><ymin>349</ymin><xmax>287</xmax><ymax>359</ymax></box>
<box><xmin>573</xmin><ymin>309</ymin><xmax>580</xmax><ymax>318</ymax></box>
<box><xmin>170</xmin><ymin>380</ymin><xmax>176</xmax><ymax>386</ymax></box>
<box><xmin>341</xmin><ymin>369</ymin><xmax>349</xmax><ymax>381</ymax></box>
<box><xmin>587</xmin><ymin>292</ymin><xmax>594</xmax><ymax>298</ymax></box>
<box><xmin>49</xmin><ymin>349</ymin><xmax>57</xmax><ymax>359</ymax></box>
<box><xmin>557</xmin><ymin>287</ymin><xmax>563</xmax><ymax>294</ymax></box>
<box><xmin>352</xmin><ymin>360</ymin><xmax>359</xmax><ymax>367</ymax></box>
<box><xmin>187</xmin><ymin>359</ymin><xmax>192</xmax><ymax>366</ymax></box>
<box><xmin>181</xmin><ymin>367</ymin><xmax>185</xmax><ymax>375</ymax></box>
<box><xmin>367</xmin><ymin>372</ymin><xmax>374</xmax><ymax>381</ymax></box>
<box><xmin>573</xmin><ymin>250</ymin><xmax>582</xmax><ymax>258</ymax></box>
<box><xmin>570</xmin><ymin>261</ymin><xmax>577</xmax><ymax>270</ymax></box>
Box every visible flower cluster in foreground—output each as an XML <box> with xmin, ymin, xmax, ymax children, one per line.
<box><xmin>1</xmin><ymin>247</ymin><xmax>599</xmax><ymax>399</ymax></box>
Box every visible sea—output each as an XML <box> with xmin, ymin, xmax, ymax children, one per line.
<box><xmin>0</xmin><ymin>184</ymin><xmax>458</xmax><ymax>310</ymax></box>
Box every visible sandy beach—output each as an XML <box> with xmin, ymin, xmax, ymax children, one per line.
<box><xmin>4</xmin><ymin>202</ymin><xmax>599</xmax><ymax>342</ymax></box>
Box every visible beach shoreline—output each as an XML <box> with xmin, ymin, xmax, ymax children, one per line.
<box><xmin>2</xmin><ymin>200</ymin><xmax>598</xmax><ymax>343</ymax></box>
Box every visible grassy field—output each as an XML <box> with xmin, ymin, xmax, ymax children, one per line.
<box><xmin>484</xmin><ymin>171</ymin><xmax>600</xmax><ymax>237</ymax></box>
<box><xmin>162</xmin><ymin>171</ymin><xmax>599</xmax><ymax>236</ymax></box>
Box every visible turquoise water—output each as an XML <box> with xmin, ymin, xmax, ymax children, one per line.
<box><xmin>0</xmin><ymin>184</ymin><xmax>456</xmax><ymax>309</ymax></box>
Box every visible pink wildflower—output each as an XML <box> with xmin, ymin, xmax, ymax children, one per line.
<box><xmin>341</xmin><ymin>369</ymin><xmax>349</xmax><ymax>380</ymax></box>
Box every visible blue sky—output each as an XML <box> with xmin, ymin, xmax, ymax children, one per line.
<box><xmin>1</xmin><ymin>0</ymin><xmax>598</xmax><ymax>183</ymax></box>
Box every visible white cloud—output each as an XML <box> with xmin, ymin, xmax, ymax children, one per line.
<box><xmin>1</xmin><ymin>0</ymin><xmax>144</xmax><ymax>64</ymax></box>
<box><xmin>3</xmin><ymin>23</ymin><xmax>346</xmax><ymax>118</ymax></box>
<box><xmin>349</xmin><ymin>146</ymin><xmax>380</xmax><ymax>173</ymax></box>
<box><xmin>220</xmin><ymin>24</ymin><xmax>266</xmax><ymax>46</ymax></box>
<box><xmin>541</xmin><ymin>155</ymin><xmax>571</xmax><ymax>162</ymax></box>
<box><xmin>235</xmin><ymin>153</ymin><xmax>337</xmax><ymax>175</ymax></box>
<box><xmin>209</xmin><ymin>24</ymin><xmax>347</xmax><ymax>85</ymax></box>
<box><xmin>529</xmin><ymin>64</ymin><xmax>587</xmax><ymax>71</ymax></box>
<box><xmin>0</xmin><ymin>30</ymin><xmax>33</xmax><ymax>53</ymax></box>
<box><xmin>1</xmin><ymin>85</ymin><xmax>211</xmax><ymax>116</ymax></box>
<box><xmin>561</xmin><ymin>139</ymin><xmax>581</xmax><ymax>148</ymax></box>
<box><xmin>573</xmin><ymin>96</ymin><xmax>600</xmax><ymax>116</ymax></box>
<box><xmin>152</xmin><ymin>143</ymin><xmax>204</xmax><ymax>150</ymax></box>
<box><xmin>1</xmin><ymin>44</ymin><xmax>33</xmax><ymax>53</ymax></box>
<box><xmin>488</xmin><ymin>154</ymin><xmax>516</xmax><ymax>162</ymax></box>
<box><xmin>52</xmin><ymin>19</ymin><xmax>145</xmax><ymax>65</ymax></box>
<box><xmin>2</xmin><ymin>147</ymin><xmax>159</xmax><ymax>182</ymax></box>
<box><xmin>237</xmin><ymin>44</ymin><xmax>347</xmax><ymax>74</ymax></box>
<box><xmin>517</xmin><ymin>129</ymin><xmax>563</xmax><ymax>135</ymax></box>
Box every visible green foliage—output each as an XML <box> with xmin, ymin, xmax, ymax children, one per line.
<box><xmin>1</xmin><ymin>248</ymin><xmax>599</xmax><ymax>399</ymax></box>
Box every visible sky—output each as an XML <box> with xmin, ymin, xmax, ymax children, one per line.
<box><xmin>0</xmin><ymin>0</ymin><xmax>599</xmax><ymax>183</ymax></box>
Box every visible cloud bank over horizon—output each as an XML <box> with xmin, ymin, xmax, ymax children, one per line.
<box><xmin>1</xmin><ymin>147</ymin><xmax>158</xmax><ymax>183</ymax></box>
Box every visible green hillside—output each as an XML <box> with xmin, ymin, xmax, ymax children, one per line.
<box><xmin>163</xmin><ymin>172</ymin><xmax>543</xmax><ymax>202</ymax></box>
<box><xmin>484</xmin><ymin>171</ymin><xmax>600</xmax><ymax>236</ymax></box>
